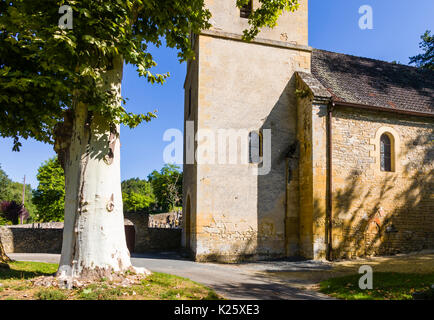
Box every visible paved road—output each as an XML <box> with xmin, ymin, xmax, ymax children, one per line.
<box><xmin>9</xmin><ymin>252</ymin><xmax>332</xmax><ymax>300</ymax></box>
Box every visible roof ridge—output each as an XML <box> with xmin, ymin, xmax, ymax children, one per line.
<box><xmin>311</xmin><ymin>48</ymin><xmax>434</xmax><ymax>116</ymax></box>
<box><xmin>312</xmin><ymin>48</ymin><xmax>425</xmax><ymax>71</ymax></box>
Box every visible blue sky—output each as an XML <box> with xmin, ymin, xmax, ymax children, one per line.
<box><xmin>0</xmin><ymin>0</ymin><xmax>433</xmax><ymax>188</ymax></box>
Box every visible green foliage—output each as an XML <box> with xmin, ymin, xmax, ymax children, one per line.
<box><xmin>121</xmin><ymin>178</ymin><xmax>153</xmax><ymax>196</ymax></box>
<box><xmin>0</xmin><ymin>0</ymin><xmax>299</xmax><ymax>150</ymax></box>
<box><xmin>0</xmin><ymin>216</ymin><xmax>11</xmax><ymax>226</ymax></box>
<box><xmin>0</xmin><ymin>165</ymin><xmax>10</xmax><ymax>200</ymax></box>
<box><xmin>236</xmin><ymin>0</ymin><xmax>300</xmax><ymax>41</ymax></box>
<box><xmin>0</xmin><ymin>164</ymin><xmax>35</xmax><ymax>223</ymax></box>
<box><xmin>148</xmin><ymin>164</ymin><xmax>182</xmax><ymax>211</ymax></box>
<box><xmin>0</xmin><ymin>0</ymin><xmax>211</xmax><ymax>149</ymax></box>
<box><xmin>121</xmin><ymin>178</ymin><xmax>155</xmax><ymax>212</ymax></box>
<box><xmin>0</xmin><ymin>201</ymin><xmax>29</xmax><ymax>224</ymax></box>
<box><xmin>123</xmin><ymin>191</ymin><xmax>154</xmax><ymax>213</ymax></box>
<box><xmin>5</xmin><ymin>181</ymin><xmax>35</xmax><ymax>220</ymax></box>
<box><xmin>32</xmin><ymin>157</ymin><xmax>65</xmax><ymax>222</ymax></box>
<box><xmin>410</xmin><ymin>30</ymin><xmax>434</xmax><ymax>70</ymax></box>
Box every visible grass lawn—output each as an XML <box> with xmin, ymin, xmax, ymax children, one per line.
<box><xmin>0</xmin><ymin>261</ymin><xmax>222</xmax><ymax>300</ymax></box>
<box><xmin>319</xmin><ymin>272</ymin><xmax>434</xmax><ymax>300</ymax></box>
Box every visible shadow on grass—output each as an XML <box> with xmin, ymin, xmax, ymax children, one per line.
<box><xmin>319</xmin><ymin>272</ymin><xmax>434</xmax><ymax>300</ymax></box>
<box><xmin>147</xmin><ymin>272</ymin><xmax>222</xmax><ymax>300</ymax></box>
<box><xmin>0</xmin><ymin>261</ymin><xmax>58</xmax><ymax>281</ymax></box>
<box><xmin>1</xmin><ymin>262</ymin><xmax>222</xmax><ymax>300</ymax></box>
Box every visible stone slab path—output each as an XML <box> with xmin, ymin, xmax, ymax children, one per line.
<box><xmin>9</xmin><ymin>252</ymin><xmax>333</xmax><ymax>300</ymax></box>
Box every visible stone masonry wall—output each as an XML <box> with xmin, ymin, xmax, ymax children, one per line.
<box><xmin>1</xmin><ymin>215</ymin><xmax>182</xmax><ymax>254</ymax></box>
<box><xmin>296</xmin><ymin>71</ymin><xmax>332</xmax><ymax>260</ymax></box>
<box><xmin>145</xmin><ymin>228</ymin><xmax>182</xmax><ymax>252</ymax></box>
<box><xmin>297</xmin><ymin>100</ymin><xmax>329</xmax><ymax>260</ymax></box>
<box><xmin>193</xmin><ymin>34</ymin><xmax>310</xmax><ymax>262</ymax></box>
<box><xmin>188</xmin><ymin>0</ymin><xmax>310</xmax><ymax>262</ymax></box>
<box><xmin>204</xmin><ymin>0</ymin><xmax>308</xmax><ymax>46</ymax></box>
<box><xmin>331</xmin><ymin>107</ymin><xmax>434</xmax><ymax>258</ymax></box>
<box><xmin>0</xmin><ymin>224</ymin><xmax>63</xmax><ymax>254</ymax></box>
<box><xmin>122</xmin><ymin>213</ymin><xmax>182</xmax><ymax>253</ymax></box>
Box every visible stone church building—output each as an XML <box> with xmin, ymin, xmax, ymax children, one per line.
<box><xmin>182</xmin><ymin>0</ymin><xmax>434</xmax><ymax>262</ymax></box>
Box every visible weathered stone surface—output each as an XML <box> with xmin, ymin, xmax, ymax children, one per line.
<box><xmin>149</xmin><ymin>211</ymin><xmax>182</xmax><ymax>229</ymax></box>
<box><xmin>183</xmin><ymin>0</ymin><xmax>434</xmax><ymax>262</ymax></box>
<box><xmin>183</xmin><ymin>0</ymin><xmax>310</xmax><ymax>263</ymax></box>
<box><xmin>182</xmin><ymin>0</ymin><xmax>434</xmax><ymax>262</ymax></box>
<box><xmin>0</xmin><ymin>225</ymin><xmax>63</xmax><ymax>254</ymax></box>
<box><xmin>204</xmin><ymin>0</ymin><xmax>308</xmax><ymax>46</ymax></box>
<box><xmin>330</xmin><ymin>108</ymin><xmax>434</xmax><ymax>258</ymax></box>
<box><xmin>296</xmin><ymin>70</ymin><xmax>434</xmax><ymax>260</ymax></box>
<box><xmin>1</xmin><ymin>215</ymin><xmax>182</xmax><ymax>254</ymax></box>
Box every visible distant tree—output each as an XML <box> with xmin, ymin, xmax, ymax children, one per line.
<box><xmin>148</xmin><ymin>164</ymin><xmax>182</xmax><ymax>211</ymax></box>
<box><xmin>0</xmin><ymin>165</ymin><xmax>12</xmax><ymax>201</ymax></box>
<box><xmin>121</xmin><ymin>178</ymin><xmax>153</xmax><ymax>196</ymax></box>
<box><xmin>0</xmin><ymin>200</ymin><xmax>29</xmax><ymax>224</ymax></box>
<box><xmin>123</xmin><ymin>192</ymin><xmax>155</xmax><ymax>213</ymax></box>
<box><xmin>32</xmin><ymin>158</ymin><xmax>65</xmax><ymax>222</ymax></box>
<box><xmin>7</xmin><ymin>181</ymin><xmax>36</xmax><ymax>221</ymax></box>
<box><xmin>0</xmin><ymin>164</ymin><xmax>35</xmax><ymax>221</ymax></box>
<box><xmin>409</xmin><ymin>30</ymin><xmax>433</xmax><ymax>70</ymax></box>
<box><xmin>0</xmin><ymin>201</ymin><xmax>16</xmax><ymax>225</ymax></box>
<box><xmin>121</xmin><ymin>178</ymin><xmax>155</xmax><ymax>212</ymax></box>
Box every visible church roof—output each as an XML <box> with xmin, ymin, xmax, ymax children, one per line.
<box><xmin>310</xmin><ymin>49</ymin><xmax>434</xmax><ymax>116</ymax></box>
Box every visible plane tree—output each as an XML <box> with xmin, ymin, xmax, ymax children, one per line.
<box><xmin>0</xmin><ymin>0</ymin><xmax>299</xmax><ymax>279</ymax></box>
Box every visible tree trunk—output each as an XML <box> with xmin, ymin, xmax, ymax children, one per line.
<box><xmin>57</xmin><ymin>55</ymin><xmax>147</xmax><ymax>279</ymax></box>
<box><xmin>0</xmin><ymin>238</ymin><xmax>11</xmax><ymax>268</ymax></box>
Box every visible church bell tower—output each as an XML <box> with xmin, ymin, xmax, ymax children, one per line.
<box><xmin>183</xmin><ymin>0</ymin><xmax>311</xmax><ymax>262</ymax></box>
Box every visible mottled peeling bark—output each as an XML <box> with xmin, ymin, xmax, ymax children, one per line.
<box><xmin>56</xmin><ymin>55</ymin><xmax>149</xmax><ymax>279</ymax></box>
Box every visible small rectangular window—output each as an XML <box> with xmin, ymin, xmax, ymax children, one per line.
<box><xmin>240</xmin><ymin>1</ymin><xmax>253</xmax><ymax>19</ymax></box>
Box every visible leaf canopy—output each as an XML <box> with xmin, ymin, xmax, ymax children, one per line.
<box><xmin>0</xmin><ymin>0</ymin><xmax>299</xmax><ymax>150</ymax></box>
<box><xmin>32</xmin><ymin>157</ymin><xmax>65</xmax><ymax>222</ymax></box>
<box><xmin>409</xmin><ymin>30</ymin><xmax>434</xmax><ymax>71</ymax></box>
<box><xmin>148</xmin><ymin>164</ymin><xmax>182</xmax><ymax>211</ymax></box>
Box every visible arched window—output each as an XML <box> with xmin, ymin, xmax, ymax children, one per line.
<box><xmin>372</xmin><ymin>127</ymin><xmax>400</xmax><ymax>173</ymax></box>
<box><xmin>380</xmin><ymin>133</ymin><xmax>392</xmax><ymax>172</ymax></box>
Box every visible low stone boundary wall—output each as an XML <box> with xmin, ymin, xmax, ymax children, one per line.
<box><xmin>144</xmin><ymin>228</ymin><xmax>182</xmax><ymax>251</ymax></box>
<box><xmin>0</xmin><ymin>225</ymin><xmax>63</xmax><ymax>254</ymax></box>
<box><xmin>1</xmin><ymin>214</ymin><xmax>182</xmax><ymax>254</ymax></box>
<box><xmin>125</xmin><ymin>212</ymin><xmax>182</xmax><ymax>253</ymax></box>
<box><xmin>149</xmin><ymin>211</ymin><xmax>182</xmax><ymax>229</ymax></box>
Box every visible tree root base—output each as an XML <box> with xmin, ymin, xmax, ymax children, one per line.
<box><xmin>0</xmin><ymin>262</ymin><xmax>10</xmax><ymax>269</ymax></box>
<box><xmin>32</xmin><ymin>267</ymin><xmax>152</xmax><ymax>290</ymax></box>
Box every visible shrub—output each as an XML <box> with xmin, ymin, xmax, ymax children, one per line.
<box><xmin>0</xmin><ymin>201</ymin><xmax>29</xmax><ymax>224</ymax></box>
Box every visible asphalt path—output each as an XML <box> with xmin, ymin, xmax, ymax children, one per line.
<box><xmin>9</xmin><ymin>252</ymin><xmax>333</xmax><ymax>300</ymax></box>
